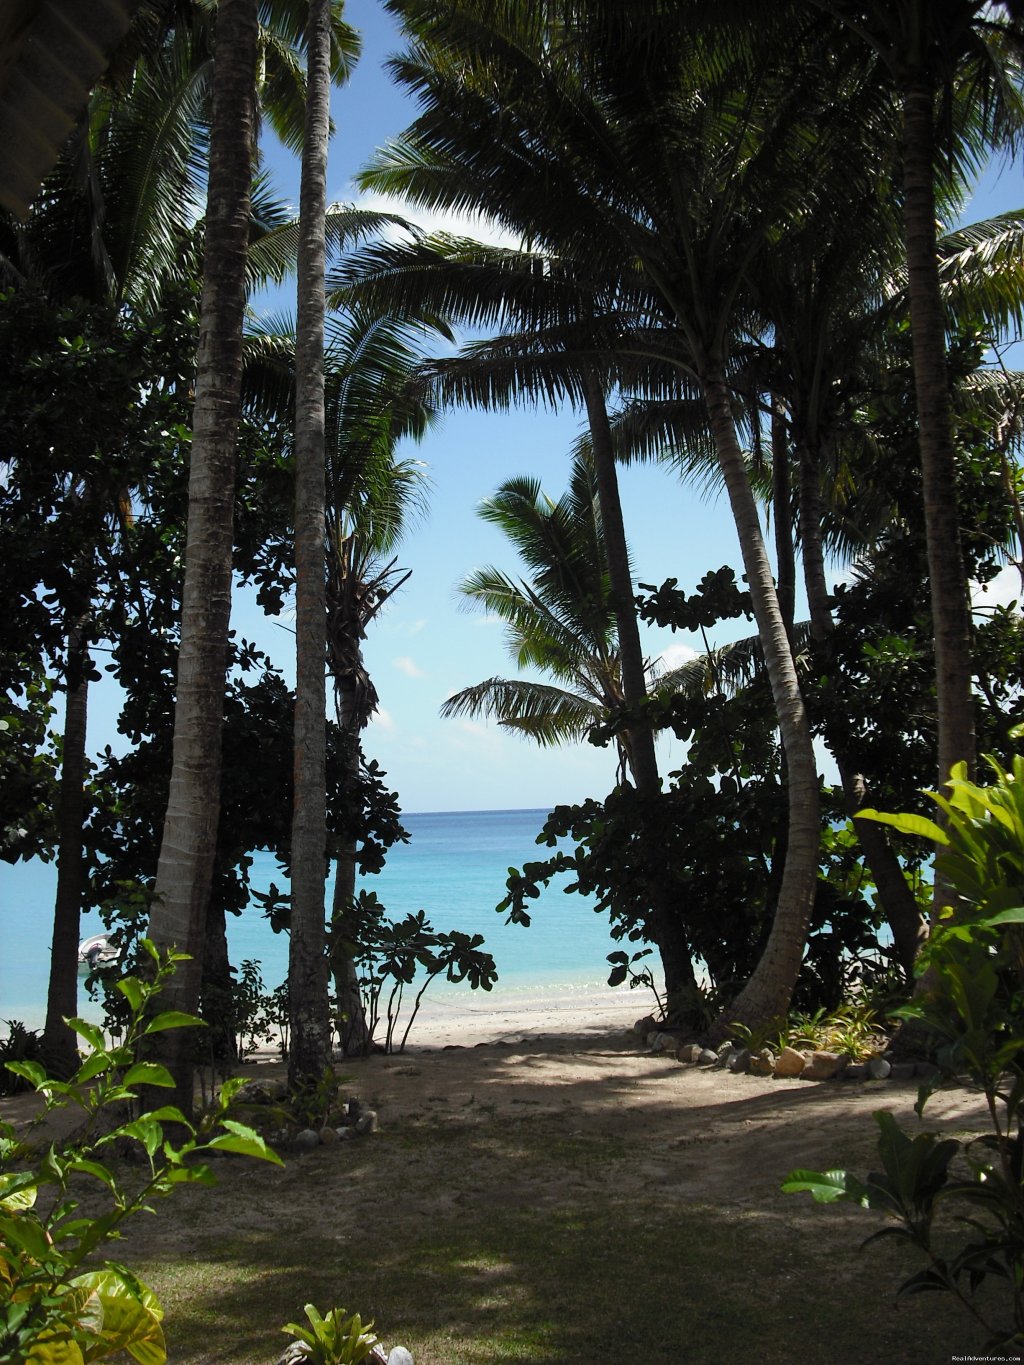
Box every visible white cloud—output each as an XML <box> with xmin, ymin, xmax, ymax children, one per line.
<box><xmin>655</xmin><ymin>642</ymin><xmax>699</xmax><ymax>671</ymax></box>
<box><xmin>394</xmin><ymin>655</ymin><xmax>426</xmax><ymax>679</ymax></box>
<box><xmin>367</xmin><ymin>706</ymin><xmax>395</xmax><ymax>734</ymax></box>
<box><xmin>345</xmin><ymin>186</ymin><xmax>524</xmax><ymax>252</ymax></box>
<box><xmin>972</xmin><ymin>564</ymin><xmax>1022</xmax><ymax>613</ymax></box>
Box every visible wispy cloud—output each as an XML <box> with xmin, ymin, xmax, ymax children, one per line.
<box><xmin>346</xmin><ymin>186</ymin><xmax>524</xmax><ymax>252</ymax></box>
<box><xmin>656</xmin><ymin>642</ymin><xmax>699</xmax><ymax>671</ymax></box>
<box><xmin>394</xmin><ymin>655</ymin><xmax>426</xmax><ymax>679</ymax></box>
<box><xmin>368</xmin><ymin>706</ymin><xmax>395</xmax><ymax>734</ymax></box>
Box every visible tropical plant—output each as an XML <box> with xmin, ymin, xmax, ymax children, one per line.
<box><xmin>279</xmin><ymin>1304</ymin><xmax>380</xmax><ymax>1365</ymax></box>
<box><xmin>783</xmin><ymin>743</ymin><xmax>1024</xmax><ymax>1345</ymax></box>
<box><xmin>0</xmin><ymin>941</ymin><xmax>281</xmax><ymax>1365</ymax></box>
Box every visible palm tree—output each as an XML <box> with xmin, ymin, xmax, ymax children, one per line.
<box><xmin>147</xmin><ymin>0</ymin><xmax>262</xmax><ymax>1109</ymax></box>
<box><xmin>356</xmin><ymin>1</ymin><xmax>844</xmax><ymax>1031</ymax></box>
<box><xmin>443</xmin><ymin>457</ymin><xmax>640</xmax><ymax>781</ymax></box>
<box><xmin>288</xmin><ymin>0</ymin><xmax>343</xmax><ymax>1089</ymax></box>
<box><xmin>807</xmin><ymin>0</ymin><xmax>1024</xmax><ymax>794</ymax></box>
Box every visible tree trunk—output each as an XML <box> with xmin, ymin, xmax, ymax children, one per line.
<box><xmin>288</xmin><ymin>0</ymin><xmax>333</xmax><ymax>1089</ymax></box>
<box><xmin>701</xmin><ymin>369</ymin><xmax>821</xmax><ymax>1036</ymax></box>
<box><xmin>901</xmin><ymin>76</ymin><xmax>976</xmax><ymax>788</ymax></box>
<box><xmin>797</xmin><ymin>441</ymin><xmax>927</xmax><ymax>980</ymax></box>
<box><xmin>146</xmin><ymin>0</ymin><xmax>259</xmax><ymax>1117</ymax></box>
<box><xmin>329</xmin><ymin>679</ymin><xmax>371</xmax><ymax>1055</ymax></box>
<box><xmin>42</xmin><ymin>632</ymin><xmax>89</xmax><ymax>1076</ymax></box>
<box><xmin>582</xmin><ymin>374</ymin><xmax>700</xmax><ymax>1015</ymax></box>
<box><xmin>770</xmin><ymin>400</ymin><xmax>796</xmax><ymax>640</ymax></box>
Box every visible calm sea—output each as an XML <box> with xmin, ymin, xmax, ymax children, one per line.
<box><xmin>1</xmin><ymin>808</ymin><xmax>623</xmax><ymax>1030</ymax></box>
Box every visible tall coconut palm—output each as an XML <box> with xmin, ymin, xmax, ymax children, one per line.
<box><xmin>443</xmin><ymin>456</ymin><xmax>646</xmax><ymax>783</ymax></box>
<box><xmin>288</xmin><ymin>0</ymin><xmax>351</xmax><ymax>1088</ymax></box>
<box><xmin>354</xmin><ymin>0</ymin><xmax>866</xmax><ymax>1030</ymax></box>
<box><xmin>146</xmin><ymin>0</ymin><xmax>262</xmax><ymax>1109</ymax></box>
<box><xmin>807</xmin><ymin>0</ymin><xmax>1024</xmax><ymax>795</ymax></box>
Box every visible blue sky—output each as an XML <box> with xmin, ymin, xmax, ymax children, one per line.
<box><xmin>89</xmin><ymin>0</ymin><xmax>1024</xmax><ymax>815</ymax></box>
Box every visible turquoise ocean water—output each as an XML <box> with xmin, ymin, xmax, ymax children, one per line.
<box><xmin>1</xmin><ymin>808</ymin><xmax>623</xmax><ymax>1030</ymax></box>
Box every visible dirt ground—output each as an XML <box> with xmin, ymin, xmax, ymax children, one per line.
<box><xmin>3</xmin><ymin>1027</ymin><xmax>1003</xmax><ymax>1364</ymax></box>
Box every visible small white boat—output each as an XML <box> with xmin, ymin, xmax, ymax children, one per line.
<box><xmin>78</xmin><ymin>934</ymin><xmax>120</xmax><ymax>971</ymax></box>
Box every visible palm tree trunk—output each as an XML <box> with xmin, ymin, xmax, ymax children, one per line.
<box><xmin>582</xmin><ymin>373</ymin><xmax>699</xmax><ymax>1012</ymax></box>
<box><xmin>289</xmin><ymin>0</ymin><xmax>333</xmax><ymax>1088</ymax></box>
<box><xmin>798</xmin><ymin>442</ymin><xmax>927</xmax><ymax>980</ymax></box>
<box><xmin>901</xmin><ymin>76</ymin><xmax>976</xmax><ymax>787</ymax></box>
<box><xmin>330</xmin><ymin>683</ymin><xmax>371</xmax><ymax>1055</ymax></box>
<box><xmin>147</xmin><ymin>0</ymin><xmax>259</xmax><ymax>1116</ymax></box>
<box><xmin>771</xmin><ymin>400</ymin><xmax>796</xmax><ymax>639</ymax></box>
<box><xmin>701</xmin><ymin>369</ymin><xmax>821</xmax><ymax>1035</ymax></box>
<box><xmin>42</xmin><ymin>630</ymin><xmax>89</xmax><ymax>1076</ymax></box>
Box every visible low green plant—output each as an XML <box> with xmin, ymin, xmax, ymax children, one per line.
<box><xmin>280</xmin><ymin>1303</ymin><xmax>380</xmax><ymax>1364</ymax></box>
<box><xmin>0</xmin><ymin>1021</ymin><xmax>41</xmax><ymax>1097</ymax></box>
<box><xmin>0</xmin><ymin>940</ymin><xmax>282</xmax><ymax>1364</ymax></box>
<box><xmin>783</xmin><ymin>747</ymin><xmax>1024</xmax><ymax>1346</ymax></box>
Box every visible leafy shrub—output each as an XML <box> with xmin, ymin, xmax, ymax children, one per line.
<box><xmin>0</xmin><ymin>1021</ymin><xmax>41</xmax><ymax>1097</ymax></box>
<box><xmin>0</xmin><ymin>940</ymin><xmax>281</xmax><ymax>1364</ymax></box>
<box><xmin>783</xmin><ymin>748</ymin><xmax>1024</xmax><ymax>1346</ymax></box>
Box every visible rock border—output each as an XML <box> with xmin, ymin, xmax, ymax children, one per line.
<box><xmin>633</xmin><ymin>1018</ymin><xmax>938</xmax><ymax>1084</ymax></box>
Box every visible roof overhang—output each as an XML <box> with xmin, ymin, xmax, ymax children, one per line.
<box><xmin>0</xmin><ymin>0</ymin><xmax>142</xmax><ymax>219</ymax></box>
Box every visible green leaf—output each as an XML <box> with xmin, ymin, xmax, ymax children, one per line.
<box><xmin>66</xmin><ymin>1018</ymin><xmax>106</xmax><ymax>1052</ymax></box>
<box><xmin>70</xmin><ymin>1267</ymin><xmax>166</xmax><ymax>1364</ymax></box>
<box><xmin>116</xmin><ymin>977</ymin><xmax>144</xmax><ymax>1014</ymax></box>
<box><xmin>781</xmin><ymin>1169</ymin><xmax>869</xmax><ymax>1204</ymax></box>
<box><xmin>74</xmin><ymin>1051</ymin><xmax>114</xmax><ymax>1084</ymax></box>
<box><xmin>142</xmin><ymin>1011</ymin><xmax>204</xmax><ymax>1035</ymax></box>
<box><xmin>206</xmin><ymin>1124</ymin><xmax>283</xmax><ymax>1165</ymax></box>
<box><xmin>856</xmin><ymin>809</ymin><xmax>948</xmax><ymax>845</ymax></box>
<box><xmin>6</xmin><ymin>1060</ymin><xmax>48</xmax><ymax>1089</ymax></box>
<box><xmin>121</xmin><ymin>1063</ymin><xmax>175</xmax><ymax>1090</ymax></box>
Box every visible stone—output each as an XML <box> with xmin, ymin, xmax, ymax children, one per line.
<box><xmin>914</xmin><ymin>1061</ymin><xmax>940</xmax><ymax>1080</ymax></box>
<box><xmin>355</xmin><ymin>1108</ymin><xmax>379</xmax><ymax>1135</ymax></box>
<box><xmin>677</xmin><ymin>1043</ymin><xmax>703</xmax><ymax>1063</ymax></box>
<box><xmin>293</xmin><ymin>1128</ymin><xmax>320</xmax><ymax>1152</ymax></box>
<box><xmin>318</xmin><ymin>1125</ymin><xmax>338</xmax><ymax>1146</ymax></box>
<box><xmin>649</xmin><ymin>1031</ymin><xmax>672</xmax><ymax>1054</ymax></box>
<box><xmin>773</xmin><ymin>1046</ymin><xmax>808</xmax><ymax>1078</ymax></box>
<box><xmin>866</xmin><ymin>1057</ymin><xmax>891</xmax><ymax>1081</ymax></box>
<box><xmin>728</xmin><ymin>1047</ymin><xmax>751</xmax><ymax>1074</ymax></box>
<box><xmin>749</xmin><ymin>1050</ymin><xmax>775</xmax><ymax>1076</ymax></box>
<box><xmin>889</xmin><ymin>1062</ymin><xmax>916</xmax><ymax>1082</ymax></box>
<box><xmin>387</xmin><ymin>1349</ymin><xmax>415</xmax><ymax>1365</ymax></box>
<box><xmin>802</xmin><ymin>1051</ymin><xmax>847</xmax><ymax>1082</ymax></box>
<box><xmin>697</xmin><ymin>1048</ymin><xmax>718</xmax><ymax>1067</ymax></box>
<box><xmin>633</xmin><ymin>1015</ymin><xmax>658</xmax><ymax>1037</ymax></box>
<box><xmin>347</xmin><ymin>1097</ymin><xmax>363</xmax><ymax>1120</ymax></box>
<box><xmin>843</xmin><ymin>1063</ymin><xmax>867</xmax><ymax>1081</ymax></box>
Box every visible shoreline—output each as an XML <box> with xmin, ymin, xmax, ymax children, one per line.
<box><xmin>368</xmin><ymin>979</ymin><xmax>653</xmax><ymax>1052</ymax></box>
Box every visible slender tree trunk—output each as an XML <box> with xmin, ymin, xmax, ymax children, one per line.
<box><xmin>289</xmin><ymin>0</ymin><xmax>333</xmax><ymax>1088</ymax></box>
<box><xmin>901</xmin><ymin>76</ymin><xmax>976</xmax><ymax>788</ymax></box>
<box><xmin>771</xmin><ymin>401</ymin><xmax>796</xmax><ymax>639</ymax></box>
<box><xmin>330</xmin><ymin>684</ymin><xmax>371</xmax><ymax>1055</ymax></box>
<box><xmin>582</xmin><ymin>373</ymin><xmax>699</xmax><ymax>1012</ymax></box>
<box><xmin>582</xmin><ymin>374</ymin><xmax>659</xmax><ymax>794</ymax></box>
<box><xmin>701</xmin><ymin>369</ymin><xmax>821</xmax><ymax>1036</ymax></box>
<box><xmin>42</xmin><ymin>631</ymin><xmax>89</xmax><ymax>1075</ymax></box>
<box><xmin>798</xmin><ymin>442</ymin><xmax>927</xmax><ymax>980</ymax></box>
<box><xmin>147</xmin><ymin>0</ymin><xmax>259</xmax><ymax>1116</ymax></box>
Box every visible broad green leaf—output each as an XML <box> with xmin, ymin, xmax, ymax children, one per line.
<box><xmin>74</xmin><ymin>1051</ymin><xmax>113</xmax><ymax>1085</ymax></box>
<box><xmin>66</xmin><ymin>1018</ymin><xmax>106</xmax><ymax>1052</ymax></box>
<box><xmin>142</xmin><ymin>1011</ymin><xmax>204</xmax><ymax>1035</ymax></box>
<box><xmin>6</xmin><ymin>1060</ymin><xmax>48</xmax><ymax>1089</ymax></box>
<box><xmin>206</xmin><ymin>1130</ymin><xmax>283</xmax><ymax>1165</ymax></box>
<box><xmin>781</xmin><ymin>1168</ymin><xmax>868</xmax><ymax>1204</ymax></box>
<box><xmin>70</xmin><ymin>1267</ymin><xmax>166</xmax><ymax>1365</ymax></box>
<box><xmin>121</xmin><ymin>1063</ymin><xmax>175</xmax><ymax>1089</ymax></box>
<box><xmin>0</xmin><ymin>1173</ymin><xmax>37</xmax><ymax>1210</ymax></box>
<box><xmin>982</xmin><ymin>906</ymin><xmax>1024</xmax><ymax>927</ymax></box>
<box><xmin>856</xmin><ymin>809</ymin><xmax>949</xmax><ymax>845</ymax></box>
<box><xmin>116</xmin><ymin>977</ymin><xmax>144</xmax><ymax>1013</ymax></box>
